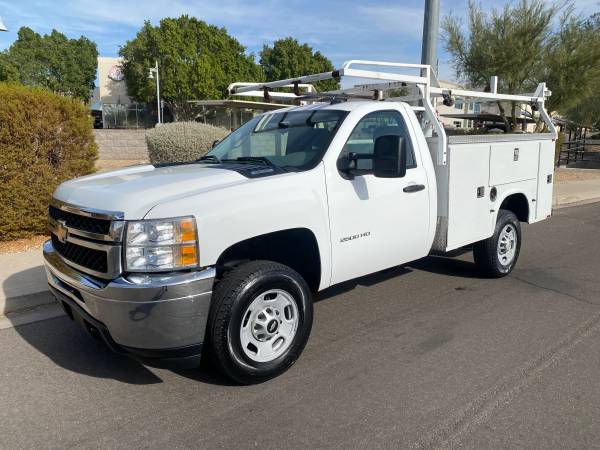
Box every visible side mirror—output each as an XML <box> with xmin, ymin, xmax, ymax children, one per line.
<box><xmin>373</xmin><ymin>135</ymin><xmax>407</xmax><ymax>178</ymax></box>
<box><xmin>212</xmin><ymin>139</ymin><xmax>220</xmax><ymax>148</ymax></box>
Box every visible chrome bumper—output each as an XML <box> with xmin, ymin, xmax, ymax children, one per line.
<box><xmin>43</xmin><ymin>240</ymin><xmax>215</xmax><ymax>363</ymax></box>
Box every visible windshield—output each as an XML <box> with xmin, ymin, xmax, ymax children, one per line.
<box><xmin>206</xmin><ymin>109</ymin><xmax>348</xmax><ymax>171</ymax></box>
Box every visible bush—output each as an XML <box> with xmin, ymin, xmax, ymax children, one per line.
<box><xmin>0</xmin><ymin>83</ymin><xmax>97</xmax><ymax>241</ymax></box>
<box><xmin>145</xmin><ymin>122</ymin><xmax>230</xmax><ymax>164</ymax></box>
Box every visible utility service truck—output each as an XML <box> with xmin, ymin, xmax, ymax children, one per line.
<box><xmin>44</xmin><ymin>61</ymin><xmax>557</xmax><ymax>383</ymax></box>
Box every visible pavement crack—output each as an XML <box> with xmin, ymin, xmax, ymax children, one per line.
<box><xmin>411</xmin><ymin>310</ymin><xmax>600</xmax><ymax>450</ymax></box>
<box><xmin>510</xmin><ymin>275</ymin><xmax>597</xmax><ymax>306</ymax></box>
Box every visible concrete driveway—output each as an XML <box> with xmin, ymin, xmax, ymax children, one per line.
<box><xmin>1</xmin><ymin>202</ymin><xmax>599</xmax><ymax>449</ymax></box>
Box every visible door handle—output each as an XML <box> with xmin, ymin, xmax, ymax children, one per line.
<box><xmin>403</xmin><ymin>184</ymin><xmax>425</xmax><ymax>193</ymax></box>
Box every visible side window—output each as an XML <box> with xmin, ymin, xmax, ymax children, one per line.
<box><xmin>342</xmin><ymin>110</ymin><xmax>416</xmax><ymax>171</ymax></box>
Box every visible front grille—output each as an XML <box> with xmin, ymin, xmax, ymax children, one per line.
<box><xmin>51</xmin><ymin>234</ymin><xmax>108</xmax><ymax>273</ymax></box>
<box><xmin>49</xmin><ymin>205</ymin><xmax>111</xmax><ymax>235</ymax></box>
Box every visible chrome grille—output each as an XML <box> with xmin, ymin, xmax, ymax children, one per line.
<box><xmin>48</xmin><ymin>199</ymin><xmax>124</xmax><ymax>279</ymax></box>
<box><xmin>49</xmin><ymin>205</ymin><xmax>111</xmax><ymax>235</ymax></box>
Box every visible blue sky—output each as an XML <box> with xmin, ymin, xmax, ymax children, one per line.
<box><xmin>0</xmin><ymin>0</ymin><xmax>598</xmax><ymax>82</ymax></box>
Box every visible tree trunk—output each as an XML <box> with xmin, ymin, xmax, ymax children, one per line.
<box><xmin>510</xmin><ymin>101</ymin><xmax>517</xmax><ymax>133</ymax></box>
<box><xmin>497</xmin><ymin>101</ymin><xmax>511</xmax><ymax>133</ymax></box>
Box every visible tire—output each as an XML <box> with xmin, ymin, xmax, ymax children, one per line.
<box><xmin>206</xmin><ymin>260</ymin><xmax>313</xmax><ymax>384</ymax></box>
<box><xmin>473</xmin><ymin>209</ymin><xmax>521</xmax><ymax>278</ymax></box>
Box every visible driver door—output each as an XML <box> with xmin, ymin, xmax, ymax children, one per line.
<box><xmin>325</xmin><ymin>109</ymin><xmax>431</xmax><ymax>285</ymax></box>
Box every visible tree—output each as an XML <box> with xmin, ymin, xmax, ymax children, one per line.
<box><xmin>260</xmin><ymin>38</ymin><xmax>339</xmax><ymax>92</ymax></box>
<box><xmin>0</xmin><ymin>27</ymin><xmax>98</xmax><ymax>102</ymax></box>
<box><xmin>120</xmin><ymin>16</ymin><xmax>263</xmax><ymax>121</ymax></box>
<box><xmin>542</xmin><ymin>12</ymin><xmax>600</xmax><ymax>114</ymax></box>
<box><xmin>443</xmin><ymin>0</ymin><xmax>557</xmax><ymax>132</ymax></box>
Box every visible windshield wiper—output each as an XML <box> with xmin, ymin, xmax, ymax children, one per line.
<box><xmin>197</xmin><ymin>154</ymin><xmax>221</xmax><ymax>164</ymax></box>
<box><xmin>222</xmin><ymin>156</ymin><xmax>279</xmax><ymax>168</ymax></box>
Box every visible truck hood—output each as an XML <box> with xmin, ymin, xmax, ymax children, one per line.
<box><xmin>53</xmin><ymin>164</ymin><xmax>249</xmax><ymax>219</ymax></box>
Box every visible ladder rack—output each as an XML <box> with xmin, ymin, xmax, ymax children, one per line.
<box><xmin>227</xmin><ymin>60</ymin><xmax>557</xmax><ymax>165</ymax></box>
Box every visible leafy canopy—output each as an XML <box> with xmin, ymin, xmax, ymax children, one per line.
<box><xmin>120</xmin><ymin>16</ymin><xmax>263</xmax><ymax>121</ymax></box>
<box><xmin>0</xmin><ymin>27</ymin><xmax>98</xmax><ymax>102</ymax></box>
<box><xmin>260</xmin><ymin>37</ymin><xmax>339</xmax><ymax>92</ymax></box>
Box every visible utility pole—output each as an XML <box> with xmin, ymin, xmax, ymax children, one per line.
<box><xmin>421</xmin><ymin>0</ymin><xmax>440</xmax><ymax>73</ymax></box>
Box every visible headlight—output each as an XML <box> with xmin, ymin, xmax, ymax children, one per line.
<box><xmin>124</xmin><ymin>217</ymin><xmax>199</xmax><ymax>272</ymax></box>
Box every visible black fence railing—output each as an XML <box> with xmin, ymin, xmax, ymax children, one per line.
<box><xmin>558</xmin><ymin>139</ymin><xmax>587</xmax><ymax>167</ymax></box>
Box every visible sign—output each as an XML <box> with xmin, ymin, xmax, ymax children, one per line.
<box><xmin>108</xmin><ymin>65</ymin><xmax>124</xmax><ymax>82</ymax></box>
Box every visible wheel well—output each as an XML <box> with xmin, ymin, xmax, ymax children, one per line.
<box><xmin>500</xmin><ymin>193</ymin><xmax>529</xmax><ymax>222</ymax></box>
<box><xmin>216</xmin><ymin>228</ymin><xmax>321</xmax><ymax>291</ymax></box>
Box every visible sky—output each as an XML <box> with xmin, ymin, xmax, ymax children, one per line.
<box><xmin>0</xmin><ymin>0</ymin><xmax>599</xmax><ymax>83</ymax></box>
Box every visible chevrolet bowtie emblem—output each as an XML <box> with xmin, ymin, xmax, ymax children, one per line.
<box><xmin>55</xmin><ymin>219</ymin><xmax>68</xmax><ymax>244</ymax></box>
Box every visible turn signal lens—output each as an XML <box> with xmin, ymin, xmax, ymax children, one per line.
<box><xmin>179</xmin><ymin>244</ymin><xmax>198</xmax><ymax>267</ymax></box>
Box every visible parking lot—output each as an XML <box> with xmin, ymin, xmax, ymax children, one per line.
<box><xmin>1</xmin><ymin>202</ymin><xmax>599</xmax><ymax>449</ymax></box>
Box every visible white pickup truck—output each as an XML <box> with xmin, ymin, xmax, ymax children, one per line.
<box><xmin>44</xmin><ymin>61</ymin><xmax>557</xmax><ymax>383</ymax></box>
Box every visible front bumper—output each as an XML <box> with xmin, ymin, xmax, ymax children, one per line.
<box><xmin>43</xmin><ymin>240</ymin><xmax>215</xmax><ymax>368</ymax></box>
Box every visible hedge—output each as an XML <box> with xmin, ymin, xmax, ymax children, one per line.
<box><xmin>0</xmin><ymin>83</ymin><xmax>97</xmax><ymax>241</ymax></box>
<box><xmin>146</xmin><ymin>122</ymin><xmax>230</xmax><ymax>164</ymax></box>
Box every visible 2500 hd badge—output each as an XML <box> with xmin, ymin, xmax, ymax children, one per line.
<box><xmin>340</xmin><ymin>231</ymin><xmax>371</xmax><ymax>243</ymax></box>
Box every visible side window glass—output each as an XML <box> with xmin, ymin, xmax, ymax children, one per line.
<box><xmin>342</xmin><ymin>110</ymin><xmax>416</xmax><ymax>171</ymax></box>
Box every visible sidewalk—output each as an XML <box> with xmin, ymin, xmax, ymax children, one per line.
<box><xmin>0</xmin><ymin>250</ymin><xmax>53</xmax><ymax>316</ymax></box>
<box><xmin>1</xmin><ymin>179</ymin><xmax>600</xmax><ymax>319</ymax></box>
<box><xmin>553</xmin><ymin>178</ymin><xmax>600</xmax><ymax>208</ymax></box>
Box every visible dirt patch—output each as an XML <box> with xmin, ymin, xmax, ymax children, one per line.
<box><xmin>0</xmin><ymin>235</ymin><xmax>48</xmax><ymax>254</ymax></box>
<box><xmin>555</xmin><ymin>169</ymin><xmax>600</xmax><ymax>183</ymax></box>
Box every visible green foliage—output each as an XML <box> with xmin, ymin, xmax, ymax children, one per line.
<box><xmin>542</xmin><ymin>13</ymin><xmax>600</xmax><ymax>113</ymax></box>
<box><xmin>145</xmin><ymin>122</ymin><xmax>230</xmax><ymax>164</ymax></box>
<box><xmin>260</xmin><ymin>37</ymin><xmax>339</xmax><ymax>92</ymax></box>
<box><xmin>120</xmin><ymin>16</ymin><xmax>263</xmax><ymax>121</ymax></box>
<box><xmin>443</xmin><ymin>1</ymin><xmax>600</xmax><ymax>131</ymax></box>
<box><xmin>0</xmin><ymin>27</ymin><xmax>98</xmax><ymax>101</ymax></box>
<box><xmin>0</xmin><ymin>83</ymin><xmax>97</xmax><ymax>240</ymax></box>
<box><xmin>554</xmin><ymin>131</ymin><xmax>565</xmax><ymax>164</ymax></box>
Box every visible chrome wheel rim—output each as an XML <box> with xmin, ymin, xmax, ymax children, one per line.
<box><xmin>497</xmin><ymin>224</ymin><xmax>517</xmax><ymax>266</ymax></box>
<box><xmin>239</xmin><ymin>289</ymin><xmax>299</xmax><ymax>363</ymax></box>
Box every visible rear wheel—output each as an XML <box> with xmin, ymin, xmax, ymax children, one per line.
<box><xmin>473</xmin><ymin>209</ymin><xmax>521</xmax><ymax>278</ymax></box>
<box><xmin>206</xmin><ymin>260</ymin><xmax>313</xmax><ymax>384</ymax></box>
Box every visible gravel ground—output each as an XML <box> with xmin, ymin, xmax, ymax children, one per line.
<box><xmin>0</xmin><ymin>235</ymin><xmax>48</xmax><ymax>255</ymax></box>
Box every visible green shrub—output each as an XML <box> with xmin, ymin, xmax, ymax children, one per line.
<box><xmin>145</xmin><ymin>122</ymin><xmax>230</xmax><ymax>164</ymax></box>
<box><xmin>0</xmin><ymin>83</ymin><xmax>97</xmax><ymax>241</ymax></box>
<box><xmin>555</xmin><ymin>131</ymin><xmax>565</xmax><ymax>165</ymax></box>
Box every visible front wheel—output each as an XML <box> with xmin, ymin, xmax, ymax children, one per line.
<box><xmin>473</xmin><ymin>209</ymin><xmax>521</xmax><ymax>278</ymax></box>
<box><xmin>206</xmin><ymin>261</ymin><xmax>313</xmax><ymax>384</ymax></box>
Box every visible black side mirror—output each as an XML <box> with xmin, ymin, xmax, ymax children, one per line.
<box><xmin>373</xmin><ymin>135</ymin><xmax>407</xmax><ymax>178</ymax></box>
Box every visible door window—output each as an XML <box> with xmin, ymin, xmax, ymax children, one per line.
<box><xmin>341</xmin><ymin>110</ymin><xmax>416</xmax><ymax>172</ymax></box>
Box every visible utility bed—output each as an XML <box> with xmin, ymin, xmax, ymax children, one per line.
<box><xmin>430</xmin><ymin>133</ymin><xmax>555</xmax><ymax>252</ymax></box>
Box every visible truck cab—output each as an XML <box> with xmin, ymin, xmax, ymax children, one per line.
<box><xmin>43</xmin><ymin>61</ymin><xmax>557</xmax><ymax>384</ymax></box>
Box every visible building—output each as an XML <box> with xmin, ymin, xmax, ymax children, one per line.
<box><xmin>91</xmin><ymin>57</ymin><xmax>148</xmax><ymax>129</ymax></box>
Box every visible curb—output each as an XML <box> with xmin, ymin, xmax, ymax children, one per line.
<box><xmin>1</xmin><ymin>290</ymin><xmax>55</xmax><ymax>316</ymax></box>
<box><xmin>553</xmin><ymin>197</ymin><xmax>600</xmax><ymax>210</ymax></box>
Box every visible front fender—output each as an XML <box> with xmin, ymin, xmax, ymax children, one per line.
<box><xmin>145</xmin><ymin>164</ymin><xmax>333</xmax><ymax>290</ymax></box>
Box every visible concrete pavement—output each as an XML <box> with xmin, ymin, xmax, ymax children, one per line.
<box><xmin>0</xmin><ymin>250</ymin><xmax>53</xmax><ymax>315</ymax></box>
<box><xmin>552</xmin><ymin>177</ymin><xmax>600</xmax><ymax>207</ymax></box>
<box><xmin>0</xmin><ymin>202</ymin><xmax>599</xmax><ymax>448</ymax></box>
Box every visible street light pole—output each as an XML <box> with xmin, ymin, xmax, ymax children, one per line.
<box><xmin>148</xmin><ymin>61</ymin><xmax>161</xmax><ymax>125</ymax></box>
